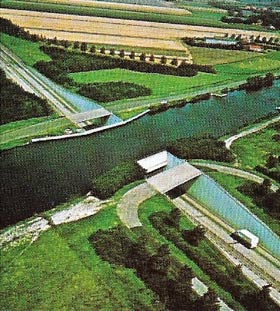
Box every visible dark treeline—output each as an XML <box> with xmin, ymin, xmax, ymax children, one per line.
<box><xmin>168</xmin><ymin>137</ymin><xmax>235</xmax><ymax>162</ymax></box>
<box><xmin>78</xmin><ymin>81</ymin><xmax>151</xmax><ymax>103</ymax></box>
<box><xmin>0</xmin><ymin>17</ymin><xmax>41</xmax><ymax>42</ymax></box>
<box><xmin>0</xmin><ymin>69</ymin><xmax>51</xmax><ymax>125</ymax></box>
<box><xmin>91</xmin><ymin>162</ymin><xmax>144</xmax><ymax>199</ymax></box>
<box><xmin>221</xmin><ymin>10</ymin><xmax>280</xmax><ymax>30</ymax></box>
<box><xmin>150</xmin><ymin>209</ymin><xmax>279</xmax><ymax>311</ymax></box>
<box><xmin>240</xmin><ymin>73</ymin><xmax>275</xmax><ymax>92</ymax></box>
<box><xmin>34</xmin><ymin>46</ymin><xmax>215</xmax><ymax>85</ymax></box>
<box><xmin>90</xmin><ymin>225</ymin><xmax>220</xmax><ymax>311</ymax></box>
<box><xmin>184</xmin><ymin>37</ymin><xmax>243</xmax><ymax>51</ymax></box>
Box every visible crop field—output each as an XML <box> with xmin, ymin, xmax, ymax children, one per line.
<box><xmin>1</xmin><ymin>0</ymin><xmax>274</xmax><ymax>31</ymax></box>
<box><xmin>26</xmin><ymin>0</ymin><xmax>192</xmax><ymax>15</ymax></box>
<box><xmin>1</xmin><ymin>8</ymin><xmax>278</xmax><ymax>57</ymax></box>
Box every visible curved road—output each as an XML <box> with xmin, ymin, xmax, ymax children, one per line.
<box><xmin>191</xmin><ymin>161</ymin><xmax>279</xmax><ymax>192</ymax></box>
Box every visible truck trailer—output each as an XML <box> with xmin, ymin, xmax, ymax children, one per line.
<box><xmin>231</xmin><ymin>229</ymin><xmax>259</xmax><ymax>249</ymax></box>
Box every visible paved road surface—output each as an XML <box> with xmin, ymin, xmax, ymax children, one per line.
<box><xmin>117</xmin><ymin>182</ymin><xmax>156</xmax><ymax>228</ymax></box>
<box><xmin>191</xmin><ymin>161</ymin><xmax>279</xmax><ymax>192</ymax></box>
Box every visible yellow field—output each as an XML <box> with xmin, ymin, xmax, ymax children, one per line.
<box><xmin>26</xmin><ymin>0</ymin><xmax>192</xmax><ymax>15</ymax></box>
<box><xmin>0</xmin><ymin>8</ymin><xmax>278</xmax><ymax>57</ymax></box>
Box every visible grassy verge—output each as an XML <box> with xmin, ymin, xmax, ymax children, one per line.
<box><xmin>0</xmin><ymin>116</ymin><xmax>74</xmax><ymax>151</ymax></box>
<box><xmin>0</xmin><ymin>33</ymin><xmax>50</xmax><ymax>65</ymax></box>
<box><xmin>207</xmin><ymin>172</ymin><xmax>280</xmax><ymax>236</ymax></box>
<box><xmin>232</xmin><ymin>125</ymin><xmax>280</xmax><ymax>170</ymax></box>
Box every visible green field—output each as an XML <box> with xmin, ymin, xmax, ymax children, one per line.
<box><xmin>70</xmin><ymin>69</ymin><xmax>229</xmax><ymax>100</ymax></box>
<box><xmin>208</xmin><ymin>172</ymin><xmax>280</xmax><ymax>236</ymax></box>
<box><xmin>232</xmin><ymin>125</ymin><xmax>280</xmax><ymax>169</ymax></box>
<box><xmin>0</xmin><ymin>33</ymin><xmax>51</xmax><ymax>66</ymax></box>
<box><xmin>1</xmin><ymin>0</ymin><xmax>270</xmax><ymax>31</ymax></box>
<box><xmin>188</xmin><ymin>46</ymin><xmax>261</xmax><ymax>65</ymax></box>
<box><xmin>69</xmin><ymin>49</ymin><xmax>280</xmax><ymax>111</ymax></box>
<box><xmin>1</xmin><ymin>185</ymin><xmax>246</xmax><ymax>311</ymax></box>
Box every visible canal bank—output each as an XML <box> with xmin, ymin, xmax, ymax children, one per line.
<box><xmin>1</xmin><ymin>80</ymin><xmax>279</xmax><ymax>228</ymax></box>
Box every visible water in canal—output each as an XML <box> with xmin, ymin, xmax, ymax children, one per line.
<box><xmin>1</xmin><ymin>81</ymin><xmax>279</xmax><ymax>227</ymax></box>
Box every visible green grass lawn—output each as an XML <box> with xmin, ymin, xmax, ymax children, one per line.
<box><xmin>232</xmin><ymin>125</ymin><xmax>280</xmax><ymax>169</ymax></box>
<box><xmin>70</xmin><ymin>69</ymin><xmax>230</xmax><ymax>101</ymax></box>
<box><xmin>1</xmin><ymin>184</ymin><xmax>158</xmax><ymax>311</ymax></box>
<box><xmin>208</xmin><ymin>172</ymin><xmax>280</xmax><ymax>236</ymax></box>
<box><xmin>0</xmin><ymin>33</ymin><xmax>51</xmax><ymax>66</ymax></box>
<box><xmin>216</xmin><ymin>51</ymin><xmax>280</xmax><ymax>76</ymax></box>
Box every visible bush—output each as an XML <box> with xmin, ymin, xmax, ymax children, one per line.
<box><xmin>91</xmin><ymin>162</ymin><xmax>144</xmax><ymax>199</ymax></box>
<box><xmin>168</xmin><ymin>137</ymin><xmax>235</xmax><ymax>162</ymax></box>
<box><xmin>78</xmin><ymin>81</ymin><xmax>151</xmax><ymax>103</ymax></box>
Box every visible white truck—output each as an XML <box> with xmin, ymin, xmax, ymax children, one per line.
<box><xmin>231</xmin><ymin>229</ymin><xmax>259</xmax><ymax>249</ymax></box>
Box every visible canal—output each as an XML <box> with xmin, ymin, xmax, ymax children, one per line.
<box><xmin>1</xmin><ymin>81</ymin><xmax>279</xmax><ymax>228</ymax></box>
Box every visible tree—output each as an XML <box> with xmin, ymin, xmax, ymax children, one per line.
<box><xmin>119</xmin><ymin>49</ymin><xmax>125</xmax><ymax>58</ymax></box>
<box><xmin>73</xmin><ymin>41</ymin><xmax>80</xmax><ymax>49</ymax></box>
<box><xmin>139</xmin><ymin>53</ymin><xmax>146</xmax><ymax>62</ymax></box>
<box><xmin>149</xmin><ymin>54</ymin><xmax>155</xmax><ymax>62</ymax></box>
<box><xmin>90</xmin><ymin>45</ymin><xmax>96</xmax><ymax>53</ymax></box>
<box><xmin>183</xmin><ymin>225</ymin><xmax>206</xmax><ymax>246</ymax></box>
<box><xmin>80</xmin><ymin>42</ymin><xmax>87</xmax><ymax>52</ymax></box>
<box><xmin>109</xmin><ymin>48</ymin><xmax>115</xmax><ymax>56</ymax></box>
<box><xmin>100</xmin><ymin>47</ymin><xmax>106</xmax><ymax>54</ymax></box>
<box><xmin>165</xmin><ymin>208</ymin><xmax>181</xmax><ymax>229</ymax></box>
<box><xmin>61</xmin><ymin>40</ymin><xmax>70</xmax><ymax>48</ymax></box>
<box><xmin>194</xmin><ymin>289</ymin><xmax>220</xmax><ymax>311</ymax></box>
<box><xmin>160</xmin><ymin>55</ymin><xmax>167</xmax><ymax>64</ymax></box>
<box><xmin>129</xmin><ymin>51</ymin><xmax>135</xmax><ymax>59</ymax></box>
<box><xmin>170</xmin><ymin>58</ymin><xmax>178</xmax><ymax>66</ymax></box>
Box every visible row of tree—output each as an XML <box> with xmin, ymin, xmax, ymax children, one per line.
<box><xmin>49</xmin><ymin>39</ymin><xmax>183</xmax><ymax>66</ymax></box>
<box><xmin>240</xmin><ymin>73</ymin><xmax>275</xmax><ymax>92</ymax></box>
<box><xmin>90</xmin><ymin>225</ymin><xmax>220</xmax><ymax>311</ymax></box>
<box><xmin>150</xmin><ymin>208</ymin><xmax>279</xmax><ymax>311</ymax></box>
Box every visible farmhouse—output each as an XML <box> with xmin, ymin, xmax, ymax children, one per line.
<box><xmin>137</xmin><ymin>151</ymin><xmax>202</xmax><ymax>194</ymax></box>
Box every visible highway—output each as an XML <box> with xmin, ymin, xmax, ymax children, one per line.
<box><xmin>0</xmin><ymin>43</ymin><xmax>114</xmax><ymax>128</ymax></box>
<box><xmin>172</xmin><ymin>194</ymin><xmax>280</xmax><ymax>306</ymax></box>
<box><xmin>0</xmin><ymin>43</ymin><xmax>77</xmax><ymax>117</ymax></box>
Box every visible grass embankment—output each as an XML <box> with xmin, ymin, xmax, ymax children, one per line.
<box><xmin>0</xmin><ymin>116</ymin><xmax>74</xmax><ymax>151</ymax></box>
<box><xmin>0</xmin><ymin>33</ymin><xmax>51</xmax><ymax>65</ymax></box>
<box><xmin>232</xmin><ymin>124</ymin><xmax>280</xmax><ymax>170</ymax></box>
<box><xmin>1</xmin><ymin>187</ymin><xmax>245</xmax><ymax>310</ymax></box>
<box><xmin>208</xmin><ymin>172</ymin><xmax>280</xmax><ymax>236</ymax></box>
<box><xmin>1</xmin><ymin>0</ymin><xmax>269</xmax><ymax>30</ymax></box>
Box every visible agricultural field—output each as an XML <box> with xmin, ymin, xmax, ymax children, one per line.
<box><xmin>1</xmin><ymin>0</ymin><xmax>275</xmax><ymax>31</ymax></box>
<box><xmin>0</xmin><ymin>8</ymin><xmax>278</xmax><ymax>59</ymax></box>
